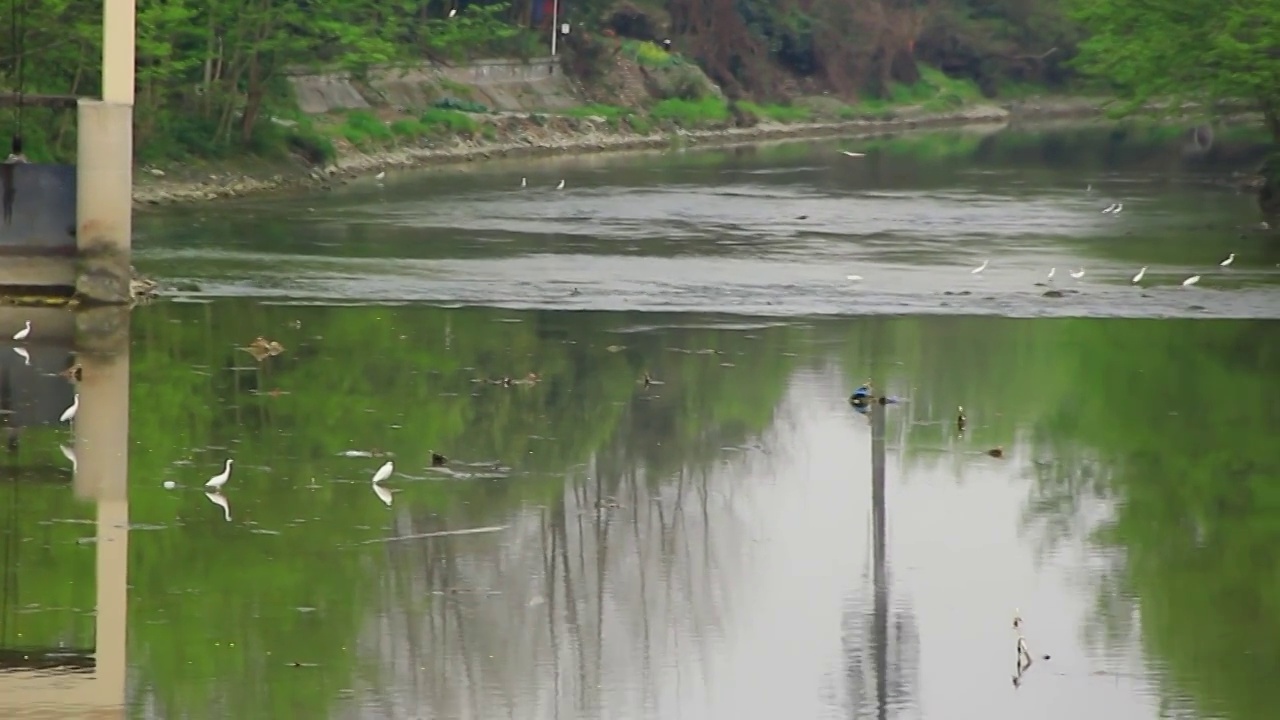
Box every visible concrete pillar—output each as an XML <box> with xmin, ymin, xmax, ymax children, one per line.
<box><xmin>75</xmin><ymin>322</ymin><xmax>130</xmax><ymax>715</ymax></box>
<box><xmin>75</xmin><ymin>100</ymin><xmax>133</xmax><ymax>304</ymax></box>
<box><xmin>103</xmin><ymin>0</ymin><xmax>137</xmax><ymax>106</ymax></box>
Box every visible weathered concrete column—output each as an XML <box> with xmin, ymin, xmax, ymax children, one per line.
<box><xmin>75</xmin><ymin>100</ymin><xmax>134</xmax><ymax>304</ymax></box>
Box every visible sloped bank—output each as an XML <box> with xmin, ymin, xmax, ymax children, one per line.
<box><xmin>132</xmin><ymin>99</ymin><xmax>1120</xmax><ymax>207</ymax></box>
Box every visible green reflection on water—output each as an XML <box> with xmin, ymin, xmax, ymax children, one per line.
<box><xmin>2</xmin><ymin>305</ymin><xmax>1278</xmax><ymax>719</ymax></box>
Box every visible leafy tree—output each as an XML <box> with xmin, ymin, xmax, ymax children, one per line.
<box><xmin>1070</xmin><ymin>0</ymin><xmax>1280</xmax><ymax>141</ymax></box>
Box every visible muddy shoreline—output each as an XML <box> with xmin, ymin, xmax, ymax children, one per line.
<box><xmin>128</xmin><ymin>97</ymin><xmax>1224</xmax><ymax>208</ymax></box>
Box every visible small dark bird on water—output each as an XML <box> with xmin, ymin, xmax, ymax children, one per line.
<box><xmin>431</xmin><ymin>452</ymin><xmax>448</xmax><ymax>467</ymax></box>
<box><xmin>957</xmin><ymin>406</ymin><xmax>967</xmax><ymax>431</ymax></box>
<box><xmin>987</xmin><ymin>447</ymin><xmax>1004</xmax><ymax>458</ymax></box>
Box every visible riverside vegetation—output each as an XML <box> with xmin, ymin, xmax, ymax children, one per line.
<box><xmin>0</xmin><ymin>0</ymin><xmax>1276</xmax><ymax>208</ymax></box>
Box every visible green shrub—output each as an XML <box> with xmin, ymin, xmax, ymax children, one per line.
<box><xmin>419</xmin><ymin>108</ymin><xmax>481</xmax><ymax>136</ymax></box>
<box><xmin>650</xmin><ymin>97</ymin><xmax>730</xmax><ymax>127</ymax></box>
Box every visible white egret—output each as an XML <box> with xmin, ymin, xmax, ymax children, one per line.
<box><xmin>372</xmin><ymin>460</ymin><xmax>394</xmax><ymax>484</ymax></box>
<box><xmin>840</xmin><ymin>151</ymin><xmax>866</xmax><ymax>157</ymax></box>
<box><xmin>162</xmin><ymin>480</ymin><xmax>176</xmax><ymax>490</ymax></box>
<box><xmin>556</xmin><ymin>179</ymin><xmax>565</xmax><ymax>190</ymax></box>
<box><xmin>846</xmin><ymin>274</ymin><xmax>863</xmax><ymax>281</ymax></box>
<box><xmin>521</xmin><ymin>177</ymin><xmax>527</xmax><ymax>188</ymax></box>
<box><xmin>373</xmin><ymin>482</ymin><xmax>393</xmax><ymax>507</ymax></box>
<box><xmin>206</xmin><ymin>459</ymin><xmax>233</xmax><ymax>489</ymax></box>
<box><xmin>1220</xmin><ymin>253</ymin><xmax>1235</xmax><ymax>267</ymax></box>
<box><xmin>448</xmin><ymin>7</ymin><xmax>457</xmax><ymax>17</ymax></box>
<box><xmin>1182</xmin><ymin>275</ymin><xmax>1201</xmax><ymax>286</ymax></box>
<box><xmin>1047</xmin><ymin>267</ymin><xmax>1055</xmax><ymax>280</ymax></box>
<box><xmin>13</xmin><ymin>347</ymin><xmax>29</xmax><ymax>365</ymax></box>
<box><xmin>1101</xmin><ymin>204</ymin><xmax>1117</xmax><ymax>213</ymax></box>
<box><xmin>1070</xmin><ymin>268</ymin><xmax>1086</xmax><ymax>279</ymax></box>
<box><xmin>971</xmin><ymin>260</ymin><xmax>989</xmax><ymax>274</ymax></box>
<box><xmin>13</xmin><ymin>321</ymin><xmax>30</xmax><ymax>340</ymax></box>
<box><xmin>375</xmin><ymin>171</ymin><xmax>386</xmax><ymax>181</ymax></box>
<box><xmin>1132</xmin><ymin>266</ymin><xmax>1147</xmax><ymax>283</ymax></box>
<box><xmin>60</xmin><ymin>394</ymin><xmax>79</xmax><ymax>422</ymax></box>
<box><xmin>1114</xmin><ymin>203</ymin><xmax>1124</xmax><ymax>214</ymax></box>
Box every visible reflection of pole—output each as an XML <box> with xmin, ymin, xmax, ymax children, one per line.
<box><xmin>551</xmin><ymin>0</ymin><xmax>559</xmax><ymax>56</ymax></box>
<box><xmin>870</xmin><ymin>405</ymin><xmax>888</xmax><ymax>720</ymax></box>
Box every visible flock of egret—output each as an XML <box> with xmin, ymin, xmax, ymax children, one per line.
<box><xmin>9</xmin><ymin>321</ymin><xmax>78</xmax><ymax>422</ymax></box>
<box><xmin>960</xmin><ymin>250</ymin><xmax>1237</xmax><ymax>288</ymax></box>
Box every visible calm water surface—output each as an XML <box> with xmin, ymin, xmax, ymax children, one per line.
<box><xmin>3</xmin><ymin>124</ymin><xmax>1279</xmax><ymax>720</ymax></box>
<box><xmin>134</xmin><ymin>124</ymin><xmax>1280</xmax><ymax>318</ymax></box>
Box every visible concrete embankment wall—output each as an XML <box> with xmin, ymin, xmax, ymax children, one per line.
<box><xmin>287</xmin><ymin>58</ymin><xmax>582</xmax><ymax>114</ymax></box>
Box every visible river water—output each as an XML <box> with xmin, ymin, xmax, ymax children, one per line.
<box><xmin>4</xmin><ymin>123</ymin><xmax>1280</xmax><ymax>720</ymax></box>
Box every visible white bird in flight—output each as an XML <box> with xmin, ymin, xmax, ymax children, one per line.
<box><xmin>556</xmin><ymin>179</ymin><xmax>565</xmax><ymax>190</ymax></box>
<box><xmin>60</xmin><ymin>394</ymin><xmax>79</xmax><ymax>422</ymax></box>
<box><xmin>206</xmin><ymin>459</ymin><xmax>233</xmax><ymax>489</ymax></box>
<box><xmin>971</xmin><ymin>260</ymin><xmax>989</xmax><ymax>274</ymax></box>
<box><xmin>1182</xmin><ymin>275</ymin><xmax>1201</xmax><ymax>286</ymax></box>
<box><xmin>12</xmin><ymin>321</ymin><xmax>30</xmax><ymax>340</ymax></box>
<box><xmin>1220</xmin><ymin>253</ymin><xmax>1235</xmax><ymax>267</ymax></box>
<box><xmin>1132</xmin><ymin>266</ymin><xmax>1147</xmax><ymax>283</ymax></box>
<box><xmin>372</xmin><ymin>461</ymin><xmax>394</xmax><ymax>484</ymax></box>
<box><xmin>840</xmin><ymin>151</ymin><xmax>866</xmax><ymax>157</ymax></box>
<box><xmin>1070</xmin><ymin>268</ymin><xmax>1086</xmax><ymax>279</ymax></box>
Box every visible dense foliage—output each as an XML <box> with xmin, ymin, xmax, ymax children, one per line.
<box><xmin>0</xmin><ymin>0</ymin><xmax>1082</xmax><ymax>162</ymax></box>
<box><xmin>1069</xmin><ymin>0</ymin><xmax>1280</xmax><ymax>142</ymax></box>
<box><xmin>0</xmin><ymin>0</ymin><xmax>1275</xmax><ymax>162</ymax></box>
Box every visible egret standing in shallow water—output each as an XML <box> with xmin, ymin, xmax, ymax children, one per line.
<box><xmin>372</xmin><ymin>461</ymin><xmax>394</xmax><ymax>484</ymax></box>
<box><xmin>1070</xmin><ymin>268</ymin><xmax>1086</xmax><ymax>279</ymax></box>
<box><xmin>971</xmin><ymin>260</ymin><xmax>989</xmax><ymax>274</ymax></box>
<box><xmin>13</xmin><ymin>321</ymin><xmax>30</xmax><ymax>340</ymax></box>
<box><xmin>1220</xmin><ymin>253</ymin><xmax>1235</xmax><ymax>267</ymax></box>
<box><xmin>1132</xmin><ymin>266</ymin><xmax>1147</xmax><ymax>283</ymax></box>
<box><xmin>60</xmin><ymin>394</ymin><xmax>79</xmax><ymax>423</ymax></box>
<box><xmin>206</xmin><ymin>459</ymin><xmax>233</xmax><ymax>490</ymax></box>
<box><xmin>556</xmin><ymin>179</ymin><xmax>565</xmax><ymax>190</ymax></box>
<box><xmin>1182</xmin><ymin>275</ymin><xmax>1201</xmax><ymax>287</ymax></box>
<box><xmin>1047</xmin><ymin>267</ymin><xmax>1056</xmax><ymax>281</ymax></box>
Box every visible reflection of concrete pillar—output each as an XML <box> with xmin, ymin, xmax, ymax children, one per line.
<box><xmin>74</xmin><ymin>323</ymin><xmax>130</xmax><ymax>712</ymax></box>
<box><xmin>75</xmin><ymin>101</ymin><xmax>133</xmax><ymax>304</ymax></box>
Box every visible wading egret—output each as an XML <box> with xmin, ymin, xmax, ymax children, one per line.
<box><xmin>13</xmin><ymin>321</ymin><xmax>30</xmax><ymax>340</ymax></box>
<box><xmin>1132</xmin><ymin>267</ymin><xmax>1146</xmax><ymax>283</ymax></box>
<box><xmin>840</xmin><ymin>151</ymin><xmax>866</xmax><ymax>157</ymax></box>
<box><xmin>1070</xmin><ymin>268</ymin><xmax>1085</xmax><ymax>279</ymax></box>
<box><xmin>372</xmin><ymin>461</ymin><xmax>394</xmax><ymax>484</ymax></box>
<box><xmin>971</xmin><ymin>260</ymin><xmax>989</xmax><ymax>274</ymax></box>
<box><xmin>206</xmin><ymin>459</ymin><xmax>233</xmax><ymax>489</ymax></box>
<box><xmin>1220</xmin><ymin>253</ymin><xmax>1235</xmax><ymax>267</ymax></box>
<box><xmin>60</xmin><ymin>394</ymin><xmax>79</xmax><ymax>423</ymax></box>
<box><xmin>1047</xmin><ymin>267</ymin><xmax>1055</xmax><ymax>280</ymax></box>
<box><xmin>1182</xmin><ymin>275</ymin><xmax>1201</xmax><ymax>286</ymax></box>
<box><xmin>556</xmin><ymin>179</ymin><xmax>565</xmax><ymax>190</ymax></box>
